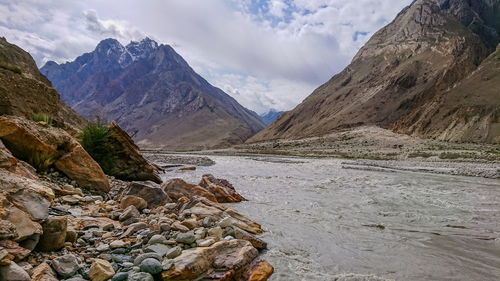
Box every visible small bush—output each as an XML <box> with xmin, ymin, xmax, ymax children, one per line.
<box><xmin>28</xmin><ymin>151</ymin><xmax>56</xmax><ymax>172</ymax></box>
<box><xmin>32</xmin><ymin>113</ymin><xmax>53</xmax><ymax>126</ymax></box>
<box><xmin>0</xmin><ymin>62</ymin><xmax>22</xmax><ymax>74</ymax></box>
<box><xmin>81</xmin><ymin>118</ymin><xmax>115</xmax><ymax>174</ymax></box>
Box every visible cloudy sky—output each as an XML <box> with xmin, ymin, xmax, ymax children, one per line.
<box><xmin>0</xmin><ymin>0</ymin><xmax>412</xmax><ymax>114</ymax></box>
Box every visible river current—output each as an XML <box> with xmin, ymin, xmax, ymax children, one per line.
<box><xmin>161</xmin><ymin>155</ymin><xmax>500</xmax><ymax>281</ymax></box>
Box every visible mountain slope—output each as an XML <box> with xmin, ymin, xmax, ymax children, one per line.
<box><xmin>41</xmin><ymin>38</ymin><xmax>265</xmax><ymax>150</ymax></box>
<box><xmin>250</xmin><ymin>0</ymin><xmax>500</xmax><ymax>144</ymax></box>
<box><xmin>0</xmin><ymin>37</ymin><xmax>84</xmax><ymax>130</ymax></box>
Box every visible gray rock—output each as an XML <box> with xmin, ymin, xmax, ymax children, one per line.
<box><xmin>161</xmin><ymin>259</ymin><xmax>173</xmax><ymax>271</ymax></box>
<box><xmin>0</xmin><ymin>262</ymin><xmax>31</xmax><ymax>281</ymax></box>
<box><xmin>127</xmin><ymin>272</ymin><xmax>154</xmax><ymax>281</ymax></box>
<box><xmin>139</xmin><ymin>258</ymin><xmax>162</xmax><ymax>275</ymax></box>
<box><xmin>144</xmin><ymin>243</ymin><xmax>170</xmax><ymax>257</ymax></box>
<box><xmin>165</xmin><ymin>246</ymin><xmax>182</xmax><ymax>259</ymax></box>
<box><xmin>112</xmin><ymin>271</ymin><xmax>129</xmax><ymax>281</ymax></box>
<box><xmin>148</xmin><ymin>234</ymin><xmax>167</xmax><ymax>245</ymax></box>
<box><xmin>51</xmin><ymin>254</ymin><xmax>80</xmax><ymax>278</ymax></box>
<box><xmin>119</xmin><ymin>206</ymin><xmax>140</xmax><ymax>222</ymax></box>
<box><xmin>175</xmin><ymin>232</ymin><xmax>196</xmax><ymax>244</ymax></box>
<box><xmin>65</xmin><ymin>277</ymin><xmax>87</xmax><ymax>281</ymax></box>
<box><xmin>133</xmin><ymin>253</ymin><xmax>162</xmax><ymax>266</ymax></box>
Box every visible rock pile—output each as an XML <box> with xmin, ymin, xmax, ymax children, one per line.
<box><xmin>0</xmin><ymin>116</ymin><xmax>272</xmax><ymax>281</ymax></box>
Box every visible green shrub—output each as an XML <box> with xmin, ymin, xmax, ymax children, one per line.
<box><xmin>32</xmin><ymin>113</ymin><xmax>53</xmax><ymax>126</ymax></box>
<box><xmin>0</xmin><ymin>62</ymin><xmax>22</xmax><ymax>74</ymax></box>
<box><xmin>81</xmin><ymin>118</ymin><xmax>115</xmax><ymax>174</ymax></box>
<box><xmin>28</xmin><ymin>151</ymin><xmax>56</xmax><ymax>172</ymax></box>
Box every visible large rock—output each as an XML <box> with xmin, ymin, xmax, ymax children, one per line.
<box><xmin>123</xmin><ymin>181</ymin><xmax>170</xmax><ymax>208</ymax></box>
<box><xmin>199</xmin><ymin>174</ymin><xmax>246</xmax><ymax>203</ymax></box>
<box><xmin>106</xmin><ymin>122</ymin><xmax>162</xmax><ymax>183</ymax></box>
<box><xmin>2</xmin><ymin>203</ymin><xmax>42</xmax><ymax>241</ymax></box>
<box><xmin>245</xmin><ymin>261</ymin><xmax>274</xmax><ymax>281</ymax></box>
<box><xmin>36</xmin><ymin>216</ymin><xmax>67</xmax><ymax>252</ymax></box>
<box><xmin>0</xmin><ymin>116</ymin><xmax>109</xmax><ymax>192</ymax></box>
<box><xmin>89</xmin><ymin>259</ymin><xmax>115</xmax><ymax>281</ymax></box>
<box><xmin>0</xmin><ymin>262</ymin><xmax>31</xmax><ymax>281</ymax></box>
<box><xmin>162</xmin><ymin>179</ymin><xmax>217</xmax><ymax>202</ymax></box>
<box><xmin>51</xmin><ymin>254</ymin><xmax>80</xmax><ymax>278</ymax></box>
<box><xmin>161</xmin><ymin>240</ymin><xmax>259</xmax><ymax>281</ymax></box>
<box><xmin>0</xmin><ymin>140</ymin><xmax>38</xmax><ymax>179</ymax></box>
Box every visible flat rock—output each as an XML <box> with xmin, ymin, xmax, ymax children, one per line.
<box><xmin>51</xmin><ymin>254</ymin><xmax>80</xmax><ymax>278</ymax></box>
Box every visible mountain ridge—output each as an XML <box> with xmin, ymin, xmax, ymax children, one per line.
<box><xmin>41</xmin><ymin>38</ymin><xmax>265</xmax><ymax>150</ymax></box>
<box><xmin>250</xmin><ymin>0</ymin><xmax>500</xmax><ymax>144</ymax></box>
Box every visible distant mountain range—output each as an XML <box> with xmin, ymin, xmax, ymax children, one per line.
<box><xmin>251</xmin><ymin>0</ymin><xmax>500</xmax><ymax>144</ymax></box>
<box><xmin>41</xmin><ymin>38</ymin><xmax>265</xmax><ymax>150</ymax></box>
<box><xmin>260</xmin><ymin>110</ymin><xmax>283</xmax><ymax>126</ymax></box>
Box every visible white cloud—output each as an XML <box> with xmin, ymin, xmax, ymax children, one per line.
<box><xmin>0</xmin><ymin>0</ymin><xmax>413</xmax><ymax>114</ymax></box>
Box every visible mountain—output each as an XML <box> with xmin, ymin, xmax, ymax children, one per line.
<box><xmin>260</xmin><ymin>110</ymin><xmax>283</xmax><ymax>126</ymax></box>
<box><xmin>0</xmin><ymin>37</ymin><xmax>84</xmax><ymax>130</ymax></box>
<box><xmin>41</xmin><ymin>38</ymin><xmax>265</xmax><ymax>150</ymax></box>
<box><xmin>250</xmin><ymin>0</ymin><xmax>500</xmax><ymax>144</ymax></box>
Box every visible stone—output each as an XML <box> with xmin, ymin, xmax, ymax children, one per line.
<box><xmin>111</xmin><ymin>272</ymin><xmax>129</xmax><ymax>281</ymax></box>
<box><xmin>127</xmin><ymin>272</ymin><xmax>154</xmax><ymax>281</ymax></box>
<box><xmin>199</xmin><ymin>174</ymin><xmax>246</xmax><ymax>203</ymax></box>
<box><xmin>175</xmin><ymin>232</ymin><xmax>196</xmax><ymax>244</ymax></box>
<box><xmin>65</xmin><ymin>229</ymin><xmax>78</xmax><ymax>243</ymax></box>
<box><xmin>246</xmin><ymin>261</ymin><xmax>274</xmax><ymax>281</ymax></box>
<box><xmin>207</xmin><ymin>227</ymin><xmax>223</xmax><ymax>241</ymax></box>
<box><xmin>139</xmin><ymin>258</ymin><xmax>162</xmax><ymax>275</ymax></box>
<box><xmin>0</xmin><ymin>220</ymin><xmax>17</xmax><ymax>240</ymax></box>
<box><xmin>4</xmin><ymin>206</ymin><xmax>42</xmax><ymax>241</ymax></box>
<box><xmin>124</xmin><ymin>181</ymin><xmax>170</xmax><ymax>209</ymax></box>
<box><xmin>51</xmin><ymin>254</ymin><xmax>80</xmax><ymax>278</ymax></box>
<box><xmin>119</xmin><ymin>206</ymin><xmax>140</xmax><ymax>222</ymax></box>
<box><xmin>162</xmin><ymin>178</ymin><xmax>217</xmax><ymax>202</ymax></box>
<box><xmin>110</xmin><ymin>240</ymin><xmax>128</xmax><ymax>249</ymax></box>
<box><xmin>0</xmin><ymin>240</ymin><xmax>30</xmax><ymax>261</ymax></box>
<box><xmin>55</xmin><ymin>145</ymin><xmax>110</xmax><ymax>192</ymax></box>
<box><xmin>31</xmin><ymin>262</ymin><xmax>58</xmax><ymax>281</ymax></box>
<box><xmin>196</xmin><ymin>238</ymin><xmax>215</xmax><ymax>247</ymax></box>
<box><xmin>144</xmin><ymin>243</ymin><xmax>170</xmax><ymax>257</ymax></box>
<box><xmin>7</xmin><ymin>188</ymin><xmax>50</xmax><ymax>221</ymax></box>
<box><xmin>120</xmin><ymin>195</ymin><xmax>147</xmax><ymax>211</ymax></box>
<box><xmin>148</xmin><ymin>234</ymin><xmax>167</xmax><ymax>245</ymax></box>
<box><xmin>0</xmin><ymin>262</ymin><xmax>30</xmax><ymax>281</ymax></box>
<box><xmin>165</xmin><ymin>246</ymin><xmax>182</xmax><ymax>259</ymax></box>
<box><xmin>36</xmin><ymin>216</ymin><xmax>67</xmax><ymax>252</ymax></box>
<box><xmin>161</xmin><ymin>240</ymin><xmax>258</xmax><ymax>281</ymax></box>
<box><xmin>0</xmin><ymin>141</ymin><xmax>38</xmax><ymax>179</ymax></box>
<box><xmin>133</xmin><ymin>253</ymin><xmax>162</xmax><ymax>266</ymax></box>
<box><xmin>234</xmin><ymin>228</ymin><xmax>267</xmax><ymax>250</ymax></box>
<box><xmin>89</xmin><ymin>259</ymin><xmax>115</xmax><ymax>281</ymax></box>
<box><xmin>106</xmin><ymin>121</ymin><xmax>162</xmax><ymax>183</ymax></box>
<box><xmin>180</xmin><ymin>219</ymin><xmax>198</xmax><ymax>230</ymax></box>
<box><xmin>171</xmin><ymin>221</ymin><xmax>189</xmax><ymax>232</ymax></box>
<box><xmin>18</xmin><ymin>233</ymin><xmax>39</xmax><ymax>251</ymax></box>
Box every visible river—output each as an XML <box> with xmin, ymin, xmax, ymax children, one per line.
<box><xmin>161</xmin><ymin>155</ymin><xmax>500</xmax><ymax>281</ymax></box>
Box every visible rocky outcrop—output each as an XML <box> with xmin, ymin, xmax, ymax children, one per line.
<box><xmin>41</xmin><ymin>38</ymin><xmax>265</xmax><ymax>150</ymax></box>
<box><xmin>163</xmin><ymin>175</ymin><xmax>246</xmax><ymax>204</ymax></box>
<box><xmin>122</xmin><ymin>181</ymin><xmax>171</xmax><ymax>208</ymax></box>
<box><xmin>0</xmin><ymin>37</ymin><xmax>84</xmax><ymax>130</ymax></box>
<box><xmin>250</xmin><ymin>0</ymin><xmax>500</xmax><ymax>144</ymax></box>
<box><xmin>0</xmin><ymin>116</ymin><xmax>110</xmax><ymax>192</ymax></box>
<box><xmin>105</xmin><ymin>121</ymin><xmax>162</xmax><ymax>183</ymax></box>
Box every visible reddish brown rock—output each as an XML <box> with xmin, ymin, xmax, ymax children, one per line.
<box><xmin>162</xmin><ymin>179</ymin><xmax>217</xmax><ymax>202</ymax></box>
<box><xmin>120</xmin><ymin>195</ymin><xmax>148</xmax><ymax>211</ymax></box>
<box><xmin>199</xmin><ymin>174</ymin><xmax>246</xmax><ymax>203</ymax></box>
<box><xmin>0</xmin><ymin>240</ymin><xmax>30</xmax><ymax>261</ymax></box>
<box><xmin>246</xmin><ymin>261</ymin><xmax>274</xmax><ymax>281</ymax></box>
<box><xmin>36</xmin><ymin>217</ymin><xmax>67</xmax><ymax>252</ymax></box>
<box><xmin>31</xmin><ymin>262</ymin><xmax>58</xmax><ymax>281</ymax></box>
<box><xmin>123</xmin><ymin>181</ymin><xmax>170</xmax><ymax>208</ymax></box>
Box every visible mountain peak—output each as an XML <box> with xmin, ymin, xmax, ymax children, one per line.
<box><xmin>125</xmin><ymin>37</ymin><xmax>159</xmax><ymax>60</ymax></box>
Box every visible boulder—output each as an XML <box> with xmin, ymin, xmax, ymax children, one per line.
<box><xmin>36</xmin><ymin>216</ymin><xmax>67</xmax><ymax>252</ymax></box>
<box><xmin>139</xmin><ymin>258</ymin><xmax>162</xmax><ymax>275</ymax></box>
<box><xmin>31</xmin><ymin>262</ymin><xmax>58</xmax><ymax>281</ymax></box>
<box><xmin>161</xmin><ymin>240</ymin><xmax>258</xmax><ymax>281</ymax></box>
<box><xmin>7</xmin><ymin>188</ymin><xmax>50</xmax><ymax>221</ymax></box>
<box><xmin>199</xmin><ymin>174</ymin><xmax>246</xmax><ymax>203</ymax></box>
<box><xmin>123</xmin><ymin>181</ymin><xmax>170</xmax><ymax>208</ymax></box>
<box><xmin>51</xmin><ymin>254</ymin><xmax>80</xmax><ymax>278</ymax></box>
<box><xmin>55</xmin><ymin>145</ymin><xmax>110</xmax><ymax>192</ymax></box>
<box><xmin>162</xmin><ymin>179</ymin><xmax>217</xmax><ymax>202</ymax></box>
<box><xmin>106</xmin><ymin>121</ymin><xmax>163</xmax><ymax>183</ymax></box>
<box><xmin>120</xmin><ymin>195</ymin><xmax>147</xmax><ymax>210</ymax></box>
<box><xmin>0</xmin><ymin>262</ymin><xmax>31</xmax><ymax>281</ymax></box>
<box><xmin>89</xmin><ymin>259</ymin><xmax>115</xmax><ymax>281</ymax></box>
<box><xmin>0</xmin><ymin>240</ymin><xmax>30</xmax><ymax>261</ymax></box>
<box><xmin>0</xmin><ymin>116</ymin><xmax>109</xmax><ymax>192</ymax></box>
<box><xmin>0</xmin><ymin>140</ymin><xmax>38</xmax><ymax>179</ymax></box>
<box><xmin>245</xmin><ymin>261</ymin><xmax>274</xmax><ymax>281</ymax></box>
<box><xmin>233</xmin><ymin>228</ymin><xmax>267</xmax><ymax>250</ymax></box>
<box><xmin>2</xmin><ymin>204</ymin><xmax>42</xmax><ymax>241</ymax></box>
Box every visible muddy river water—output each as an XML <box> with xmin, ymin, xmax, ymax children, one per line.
<box><xmin>162</xmin><ymin>155</ymin><xmax>500</xmax><ymax>281</ymax></box>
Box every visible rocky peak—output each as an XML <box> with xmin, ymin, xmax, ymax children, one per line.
<box><xmin>125</xmin><ymin>37</ymin><xmax>159</xmax><ymax>60</ymax></box>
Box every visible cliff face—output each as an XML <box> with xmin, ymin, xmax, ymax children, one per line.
<box><xmin>0</xmin><ymin>37</ymin><xmax>85</xmax><ymax>130</ymax></box>
<box><xmin>41</xmin><ymin>38</ymin><xmax>265</xmax><ymax>150</ymax></box>
<box><xmin>250</xmin><ymin>0</ymin><xmax>500</xmax><ymax>144</ymax></box>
